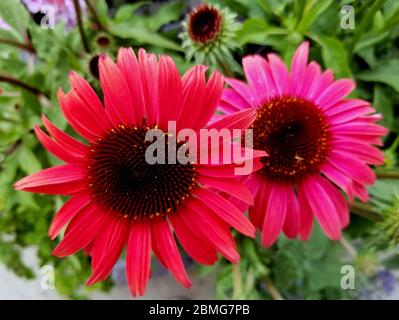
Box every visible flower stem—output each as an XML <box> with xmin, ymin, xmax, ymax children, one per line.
<box><xmin>73</xmin><ymin>0</ymin><xmax>90</xmax><ymax>53</ymax></box>
<box><xmin>0</xmin><ymin>74</ymin><xmax>42</xmax><ymax>96</ymax></box>
<box><xmin>339</xmin><ymin>235</ymin><xmax>357</xmax><ymax>258</ymax></box>
<box><xmin>0</xmin><ymin>37</ymin><xmax>35</xmax><ymax>53</ymax></box>
<box><xmin>232</xmin><ymin>264</ymin><xmax>242</xmax><ymax>299</ymax></box>
<box><xmin>350</xmin><ymin>201</ymin><xmax>382</xmax><ymax>222</ymax></box>
<box><xmin>376</xmin><ymin>171</ymin><xmax>399</xmax><ymax>179</ymax></box>
<box><xmin>262</xmin><ymin>276</ymin><xmax>284</xmax><ymax>300</ymax></box>
<box><xmin>84</xmin><ymin>0</ymin><xmax>106</xmax><ymax>31</ymax></box>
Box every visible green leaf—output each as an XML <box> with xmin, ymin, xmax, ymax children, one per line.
<box><xmin>357</xmin><ymin>59</ymin><xmax>399</xmax><ymax>92</ymax></box>
<box><xmin>373</xmin><ymin>85</ymin><xmax>394</xmax><ymax>129</ymax></box>
<box><xmin>147</xmin><ymin>0</ymin><xmax>183</xmax><ymax>31</ymax></box>
<box><xmin>18</xmin><ymin>145</ymin><xmax>42</xmax><ymax>174</ymax></box>
<box><xmin>109</xmin><ymin>23</ymin><xmax>182</xmax><ymax>51</ymax></box>
<box><xmin>236</xmin><ymin>18</ymin><xmax>287</xmax><ymax>46</ymax></box>
<box><xmin>296</xmin><ymin>0</ymin><xmax>333</xmax><ymax>34</ymax></box>
<box><xmin>0</xmin><ymin>0</ymin><xmax>30</xmax><ymax>33</ymax></box>
<box><xmin>312</xmin><ymin>35</ymin><xmax>352</xmax><ymax>78</ymax></box>
<box><xmin>354</xmin><ymin>31</ymin><xmax>390</xmax><ymax>53</ymax></box>
<box><xmin>94</xmin><ymin>0</ymin><xmax>110</xmax><ymax>28</ymax></box>
<box><xmin>114</xmin><ymin>2</ymin><xmax>149</xmax><ymax>23</ymax></box>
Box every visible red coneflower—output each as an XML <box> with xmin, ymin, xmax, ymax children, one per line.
<box><xmin>14</xmin><ymin>48</ymin><xmax>263</xmax><ymax>296</ymax></box>
<box><xmin>219</xmin><ymin>41</ymin><xmax>387</xmax><ymax>245</ymax></box>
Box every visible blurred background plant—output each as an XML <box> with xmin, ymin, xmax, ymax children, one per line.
<box><xmin>0</xmin><ymin>0</ymin><xmax>398</xmax><ymax>299</ymax></box>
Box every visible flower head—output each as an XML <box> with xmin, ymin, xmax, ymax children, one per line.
<box><xmin>180</xmin><ymin>3</ymin><xmax>240</xmax><ymax>74</ymax></box>
<box><xmin>220</xmin><ymin>41</ymin><xmax>387</xmax><ymax>245</ymax></box>
<box><xmin>14</xmin><ymin>48</ymin><xmax>262</xmax><ymax>296</ymax></box>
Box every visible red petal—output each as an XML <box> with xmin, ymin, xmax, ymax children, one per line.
<box><xmin>99</xmin><ymin>55</ymin><xmax>136</xmax><ymax>126</ymax></box>
<box><xmin>87</xmin><ymin>216</ymin><xmax>129</xmax><ymax>285</ymax></box>
<box><xmin>41</xmin><ymin>114</ymin><xmax>87</xmax><ymax>155</ymax></box>
<box><xmin>52</xmin><ymin>205</ymin><xmax>109</xmax><ymax>257</ymax></box>
<box><xmin>49</xmin><ymin>193</ymin><xmax>92</xmax><ymax>240</ymax></box>
<box><xmin>151</xmin><ymin>217</ymin><xmax>192</xmax><ymax>288</ymax></box>
<box><xmin>194</xmin><ymin>188</ymin><xmax>255</xmax><ymax>237</ymax></box>
<box><xmin>126</xmin><ymin>220</ymin><xmax>152</xmax><ymax>296</ymax></box>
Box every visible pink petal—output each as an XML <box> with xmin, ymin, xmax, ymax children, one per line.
<box><xmin>328</xmin><ymin>151</ymin><xmax>376</xmax><ymax>185</ymax></box>
<box><xmin>307</xmin><ymin>69</ymin><xmax>334</xmax><ymax>101</ymax></box>
<box><xmin>299</xmin><ymin>175</ymin><xmax>341</xmax><ymax>240</ymax></box>
<box><xmin>316</xmin><ymin>79</ymin><xmax>355</xmax><ymax>110</ymax></box>
<box><xmin>225</xmin><ymin>78</ymin><xmax>259</xmax><ymax>107</ymax></box>
<box><xmin>330</xmin><ymin>122</ymin><xmax>388</xmax><ymax>136</ymax></box>
<box><xmin>316</xmin><ymin>177</ymin><xmax>349</xmax><ymax>228</ymax></box>
<box><xmin>321</xmin><ymin>161</ymin><xmax>354</xmax><ymax>200</ymax></box>
<box><xmin>282</xmin><ymin>185</ymin><xmax>300</xmax><ymax>239</ymax></box>
<box><xmin>328</xmin><ymin>106</ymin><xmax>375</xmax><ymax>124</ymax></box>
<box><xmin>249</xmin><ymin>176</ymin><xmax>270</xmax><ymax>229</ymax></box>
<box><xmin>297</xmin><ymin>183</ymin><xmax>314</xmax><ymax>241</ymax></box>
<box><xmin>267</xmin><ymin>53</ymin><xmax>290</xmax><ymax>95</ymax></box>
<box><xmin>243</xmin><ymin>54</ymin><xmax>277</xmax><ymax>99</ymax></box>
<box><xmin>352</xmin><ymin>181</ymin><xmax>369</xmax><ymax>202</ymax></box>
<box><xmin>289</xmin><ymin>41</ymin><xmax>309</xmax><ymax>95</ymax></box>
<box><xmin>298</xmin><ymin>61</ymin><xmax>321</xmax><ymax>98</ymax></box>
<box><xmin>332</xmin><ymin>140</ymin><xmax>385</xmax><ymax>165</ymax></box>
<box><xmin>324</xmin><ymin>99</ymin><xmax>370</xmax><ymax>117</ymax></box>
<box><xmin>261</xmin><ymin>183</ymin><xmax>289</xmax><ymax>246</ymax></box>
<box><xmin>220</xmin><ymin>88</ymin><xmax>251</xmax><ymax>113</ymax></box>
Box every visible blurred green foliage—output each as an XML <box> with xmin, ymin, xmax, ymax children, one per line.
<box><xmin>0</xmin><ymin>0</ymin><xmax>399</xmax><ymax>299</ymax></box>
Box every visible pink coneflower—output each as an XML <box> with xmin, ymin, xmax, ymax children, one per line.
<box><xmin>14</xmin><ymin>48</ymin><xmax>263</xmax><ymax>296</ymax></box>
<box><xmin>220</xmin><ymin>41</ymin><xmax>387</xmax><ymax>245</ymax></box>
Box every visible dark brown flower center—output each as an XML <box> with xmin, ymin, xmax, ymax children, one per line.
<box><xmin>188</xmin><ymin>4</ymin><xmax>222</xmax><ymax>44</ymax></box>
<box><xmin>251</xmin><ymin>95</ymin><xmax>330</xmax><ymax>182</ymax></box>
<box><xmin>86</xmin><ymin>125</ymin><xmax>197</xmax><ymax>219</ymax></box>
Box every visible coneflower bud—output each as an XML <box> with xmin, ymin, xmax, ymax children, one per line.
<box><xmin>373</xmin><ymin>194</ymin><xmax>399</xmax><ymax>246</ymax></box>
<box><xmin>180</xmin><ymin>3</ymin><xmax>240</xmax><ymax>75</ymax></box>
<box><xmin>94</xmin><ymin>33</ymin><xmax>113</xmax><ymax>50</ymax></box>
